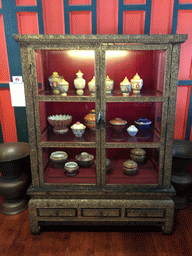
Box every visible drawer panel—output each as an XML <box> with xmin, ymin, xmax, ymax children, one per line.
<box><xmin>82</xmin><ymin>208</ymin><xmax>121</xmax><ymax>217</ymax></box>
<box><xmin>38</xmin><ymin>208</ymin><xmax>77</xmax><ymax>217</ymax></box>
<box><xmin>126</xmin><ymin>208</ymin><xmax>165</xmax><ymax>218</ymax></box>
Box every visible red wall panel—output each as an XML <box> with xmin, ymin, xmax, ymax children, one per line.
<box><xmin>17</xmin><ymin>12</ymin><xmax>39</xmax><ymax>34</ymax></box>
<box><xmin>174</xmin><ymin>10</ymin><xmax>192</xmax><ymax>139</ymax></box>
<box><xmin>0</xmin><ymin>89</ymin><xmax>17</xmax><ymax>142</ymax></box>
<box><xmin>15</xmin><ymin>0</ymin><xmax>37</xmax><ymax>6</ymax></box>
<box><xmin>175</xmin><ymin>86</ymin><xmax>191</xmax><ymax>139</ymax></box>
<box><xmin>0</xmin><ymin>15</ymin><xmax>10</xmax><ymax>82</ymax></box>
<box><xmin>124</xmin><ymin>0</ymin><xmax>145</xmax><ymax>3</ymax></box>
<box><xmin>42</xmin><ymin>0</ymin><xmax>65</xmax><ymax>34</ymax></box>
<box><xmin>150</xmin><ymin>0</ymin><xmax>174</xmax><ymax>34</ymax></box>
<box><xmin>97</xmin><ymin>0</ymin><xmax>118</xmax><ymax>34</ymax></box>
<box><xmin>123</xmin><ymin>11</ymin><xmax>145</xmax><ymax>34</ymax></box>
<box><xmin>177</xmin><ymin>10</ymin><xmax>192</xmax><ymax>80</ymax></box>
<box><xmin>69</xmin><ymin>0</ymin><xmax>91</xmax><ymax>4</ymax></box>
<box><xmin>70</xmin><ymin>11</ymin><xmax>92</xmax><ymax>34</ymax></box>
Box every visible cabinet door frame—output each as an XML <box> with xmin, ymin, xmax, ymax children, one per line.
<box><xmin>28</xmin><ymin>45</ymin><xmax>103</xmax><ymax>189</ymax></box>
<box><xmin>99</xmin><ymin>44</ymin><xmax>173</xmax><ymax>190</ymax></box>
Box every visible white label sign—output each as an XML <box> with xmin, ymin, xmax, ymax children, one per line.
<box><xmin>9</xmin><ymin>82</ymin><xmax>26</xmax><ymax>107</ymax></box>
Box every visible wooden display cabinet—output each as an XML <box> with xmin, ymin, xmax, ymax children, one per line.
<box><xmin>14</xmin><ymin>34</ymin><xmax>187</xmax><ymax>234</ymax></box>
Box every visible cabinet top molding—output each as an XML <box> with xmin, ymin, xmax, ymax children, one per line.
<box><xmin>13</xmin><ymin>34</ymin><xmax>188</xmax><ymax>45</ymax></box>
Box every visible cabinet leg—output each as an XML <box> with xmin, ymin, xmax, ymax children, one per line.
<box><xmin>30</xmin><ymin>220</ymin><xmax>40</xmax><ymax>235</ymax></box>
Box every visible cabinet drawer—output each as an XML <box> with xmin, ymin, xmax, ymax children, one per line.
<box><xmin>38</xmin><ymin>208</ymin><xmax>77</xmax><ymax>217</ymax></box>
<box><xmin>126</xmin><ymin>208</ymin><xmax>165</xmax><ymax>218</ymax></box>
<box><xmin>82</xmin><ymin>208</ymin><xmax>121</xmax><ymax>217</ymax></box>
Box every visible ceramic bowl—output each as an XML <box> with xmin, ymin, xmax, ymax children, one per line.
<box><xmin>64</xmin><ymin>162</ymin><xmax>79</xmax><ymax>176</ymax></box>
<box><xmin>75</xmin><ymin>152</ymin><xmax>94</xmax><ymax>167</ymax></box>
<box><xmin>48</xmin><ymin>114</ymin><xmax>72</xmax><ymax>134</ymax></box>
<box><xmin>110</xmin><ymin>118</ymin><xmax>127</xmax><ymax>132</ymax></box>
<box><xmin>123</xmin><ymin>160</ymin><xmax>138</xmax><ymax>176</ymax></box>
<box><xmin>71</xmin><ymin>122</ymin><xmax>86</xmax><ymax>137</ymax></box>
<box><xmin>134</xmin><ymin>117</ymin><xmax>152</xmax><ymax>131</ymax></box>
<box><xmin>130</xmin><ymin>148</ymin><xmax>147</xmax><ymax>165</ymax></box>
<box><xmin>50</xmin><ymin>151</ymin><xmax>68</xmax><ymax>168</ymax></box>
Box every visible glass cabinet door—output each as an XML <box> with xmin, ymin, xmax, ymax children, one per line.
<box><xmin>100</xmin><ymin>46</ymin><xmax>171</xmax><ymax>188</ymax></box>
<box><xmin>33</xmin><ymin>48</ymin><xmax>101</xmax><ymax>187</ymax></box>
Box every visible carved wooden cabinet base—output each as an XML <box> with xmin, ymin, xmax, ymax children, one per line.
<box><xmin>28</xmin><ymin>197</ymin><xmax>174</xmax><ymax>234</ymax></box>
<box><xmin>14</xmin><ymin>34</ymin><xmax>187</xmax><ymax>234</ymax></box>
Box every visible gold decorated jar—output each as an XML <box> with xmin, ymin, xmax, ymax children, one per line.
<box><xmin>131</xmin><ymin>73</ymin><xmax>143</xmax><ymax>94</ymax></box>
<box><xmin>84</xmin><ymin>109</ymin><xmax>96</xmax><ymax>131</ymax></box>
<box><xmin>48</xmin><ymin>71</ymin><xmax>61</xmax><ymax>95</ymax></box>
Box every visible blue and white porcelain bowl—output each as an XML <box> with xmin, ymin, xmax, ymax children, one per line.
<box><xmin>134</xmin><ymin>117</ymin><xmax>152</xmax><ymax>131</ymax></box>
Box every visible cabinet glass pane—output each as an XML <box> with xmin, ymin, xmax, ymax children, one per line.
<box><xmin>39</xmin><ymin>102</ymin><xmax>96</xmax><ymax>142</ymax></box>
<box><xmin>105</xmin><ymin>50</ymin><xmax>166</xmax><ymax>96</ymax></box>
<box><xmin>106</xmin><ymin>102</ymin><xmax>162</xmax><ymax>143</ymax></box>
<box><xmin>35</xmin><ymin>50</ymin><xmax>95</xmax><ymax>96</ymax></box>
<box><xmin>43</xmin><ymin>147</ymin><xmax>96</xmax><ymax>184</ymax></box>
<box><xmin>106</xmin><ymin>148</ymin><xmax>159</xmax><ymax>185</ymax></box>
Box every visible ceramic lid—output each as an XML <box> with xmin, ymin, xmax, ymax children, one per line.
<box><xmin>76</xmin><ymin>152</ymin><xmax>94</xmax><ymax>161</ymax></box>
<box><xmin>135</xmin><ymin>117</ymin><xmax>151</xmax><ymax>124</ymax></box>
<box><xmin>84</xmin><ymin>110</ymin><xmax>96</xmax><ymax>122</ymax></box>
<box><xmin>131</xmin><ymin>73</ymin><xmax>142</xmax><ymax>81</ymax></box>
<box><xmin>120</xmin><ymin>77</ymin><xmax>130</xmax><ymax>85</ymax></box>
<box><xmin>130</xmin><ymin>148</ymin><xmax>146</xmax><ymax>156</ymax></box>
<box><xmin>123</xmin><ymin>159</ymin><xmax>138</xmax><ymax>169</ymax></box>
<box><xmin>71</xmin><ymin>122</ymin><xmax>86</xmax><ymax>129</ymax></box>
<box><xmin>110</xmin><ymin>118</ymin><xmax>127</xmax><ymax>125</ymax></box>
<box><xmin>88</xmin><ymin>76</ymin><xmax>95</xmax><ymax>84</ymax></box>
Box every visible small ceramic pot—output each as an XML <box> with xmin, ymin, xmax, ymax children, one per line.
<box><xmin>131</xmin><ymin>73</ymin><xmax>143</xmax><ymax>94</ymax></box>
<box><xmin>48</xmin><ymin>72</ymin><xmax>61</xmax><ymax>95</ymax></box>
<box><xmin>75</xmin><ymin>152</ymin><xmax>94</xmax><ymax>167</ymax></box>
<box><xmin>130</xmin><ymin>148</ymin><xmax>147</xmax><ymax>165</ymax></box>
<box><xmin>71</xmin><ymin>122</ymin><xmax>86</xmax><ymax>137</ymax></box>
<box><xmin>88</xmin><ymin>76</ymin><xmax>96</xmax><ymax>96</ymax></box>
<box><xmin>134</xmin><ymin>117</ymin><xmax>152</xmax><ymax>131</ymax></box>
<box><xmin>110</xmin><ymin>118</ymin><xmax>127</xmax><ymax>132</ymax></box>
<box><xmin>127</xmin><ymin>125</ymin><xmax>138</xmax><ymax>136</ymax></box>
<box><xmin>106</xmin><ymin>76</ymin><xmax>114</xmax><ymax>94</ymax></box>
<box><xmin>84</xmin><ymin>109</ymin><xmax>96</xmax><ymax>131</ymax></box>
<box><xmin>120</xmin><ymin>77</ymin><xmax>132</xmax><ymax>96</ymax></box>
<box><xmin>123</xmin><ymin>160</ymin><xmax>138</xmax><ymax>176</ymax></box>
<box><xmin>50</xmin><ymin>151</ymin><xmax>68</xmax><ymax>168</ymax></box>
<box><xmin>74</xmin><ymin>70</ymin><xmax>86</xmax><ymax>95</ymax></box>
<box><xmin>64</xmin><ymin>162</ymin><xmax>79</xmax><ymax>176</ymax></box>
<box><xmin>58</xmin><ymin>77</ymin><xmax>69</xmax><ymax>96</ymax></box>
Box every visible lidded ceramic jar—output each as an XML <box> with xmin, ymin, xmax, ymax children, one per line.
<box><xmin>130</xmin><ymin>148</ymin><xmax>146</xmax><ymax>165</ymax></box>
<box><xmin>58</xmin><ymin>77</ymin><xmax>69</xmax><ymax>96</ymax></box>
<box><xmin>74</xmin><ymin>70</ymin><xmax>86</xmax><ymax>95</ymax></box>
<box><xmin>84</xmin><ymin>109</ymin><xmax>96</xmax><ymax>131</ymax></box>
<box><xmin>110</xmin><ymin>118</ymin><xmax>127</xmax><ymax>131</ymax></box>
<box><xmin>123</xmin><ymin>159</ymin><xmax>138</xmax><ymax>176</ymax></box>
<box><xmin>131</xmin><ymin>73</ymin><xmax>143</xmax><ymax>94</ymax></box>
<box><xmin>71</xmin><ymin>122</ymin><xmax>86</xmax><ymax>137</ymax></box>
<box><xmin>48</xmin><ymin>72</ymin><xmax>61</xmax><ymax>95</ymax></box>
<box><xmin>88</xmin><ymin>76</ymin><xmax>96</xmax><ymax>96</ymax></box>
<box><xmin>127</xmin><ymin>125</ymin><xmax>138</xmax><ymax>136</ymax></box>
<box><xmin>105</xmin><ymin>75</ymin><xmax>114</xmax><ymax>94</ymax></box>
<box><xmin>120</xmin><ymin>77</ymin><xmax>132</xmax><ymax>96</ymax></box>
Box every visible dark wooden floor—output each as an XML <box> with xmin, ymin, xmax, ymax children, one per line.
<box><xmin>0</xmin><ymin>204</ymin><xmax>192</xmax><ymax>256</ymax></box>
